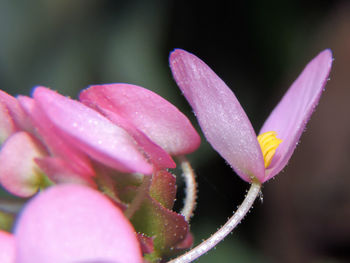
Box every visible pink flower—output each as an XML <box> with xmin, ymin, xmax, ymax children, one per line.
<box><xmin>0</xmin><ymin>184</ymin><xmax>143</xmax><ymax>263</ymax></box>
<box><xmin>0</xmin><ymin>85</ymin><xmax>200</xmax><ymax>196</ymax></box>
<box><xmin>170</xmin><ymin>49</ymin><xmax>332</xmax><ymax>183</ymax></box>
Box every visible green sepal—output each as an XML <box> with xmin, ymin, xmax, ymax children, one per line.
<box><xmin>131</xmin><ymin>194</ymin><xmax>189</xmax><ymax>258</ymax></box>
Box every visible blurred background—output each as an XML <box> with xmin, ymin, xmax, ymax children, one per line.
<box><xmin>1</xmin><ymin>0</ymin><xmax>350</xmax><ymax>262</ymax></box>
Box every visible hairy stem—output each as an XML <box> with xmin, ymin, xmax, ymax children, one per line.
<box><xmin>168</xmin><ymin>179</ymin><xmax>262</xmax><ymax>263</ymax></box>
<box><xmin>178</xmin><ymin>156</ymin><xmax>197</xmax><ymax>221</ymax></box>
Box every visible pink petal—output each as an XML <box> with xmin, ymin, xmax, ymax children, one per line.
<box><xmin>15</xmin><ymin>184</ymin><xmax>143</xmax><ymax>263</ymax></box>
<box><xmin>0</xmin><ymin>90</ymin><xmax>29</xmax><ymax>131</ymax></box>
<box><xmin>0</xmin><ymin>132</ymin><xmax>46</xmax><ymax>197</ymax></box>
<box><xmin>0</xmin><ymin>231</ymin><xmax>15</xmax><ymax>263</ymax></box>
<box><xmin>93</xmin><ymin>107</ymin><xmax>176</xmax><ymax>169</ymax></box>
<box><xmin>80</xmin><ymin>83</ymin><xmax>201</xmax><ymax>156</ymax></box>
<box><xmin>260</xmin><ymin>50</ymin><xmax>333</xmax><ymax>181</ymax></box>
<box><xmin>32</xmin><ymin>87</ymin><xmax>153</xmax><ymax>175</ymax></box>
<box><xmin>170</xmin><ymin>49</ymin><xmax>265</xmax><ymax>182</ymax></box>
<box><xmin>18</xmin><ymin>96</ymin><xmax>96</xmax><ymax>179</ymax></box>
<box><xmin>0</xmin><ymin>102</ymin><xmax>16</xmax><ymax>144</ymax></box>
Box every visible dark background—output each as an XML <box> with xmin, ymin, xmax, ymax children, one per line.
<box><xmin>1</xmin><ymin>0</ymin><xmax>350</xmax><ymax>262</ymax></box>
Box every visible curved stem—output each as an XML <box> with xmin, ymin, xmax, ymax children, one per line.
<box><xmin>178</xmin><ymin>156</ymin><xmax>197</xmax><ymax>221</ymax></box>
<box><xmin>168</xmin><ymin>179</ymin><xmax>262</xmax><ymax>263</ymax></box>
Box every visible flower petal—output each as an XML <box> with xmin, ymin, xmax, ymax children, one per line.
<box><xmin>80</xmin><ymin>84</ymin><xmax>200</xmax><ymax>155</ymax></box>
<box><xmin>0</xmin><ymin>132</ymin><xmax>46</xmax><ymax>197</ymax></box>
<box><xmin>15</xmin><ymin>184</ymin><xmax>143</xmax><ymax>263</ymax></box>
<box><xmin>0</xmin><ymin>90</ymin><xmax>29</xmax><ymax>131</ymax></box>
<box><xmin>0</xmin><ymin>102</ymin><xmax>16</xmax><ymax>144</ymax></box>
<box><xmin>260</xmin><ymin>49</ymin><xmax>333</xmax><ymax>181</ymax></box>
<box><xmin>32</xmin><ymin>87</ymin><xmax>153</xmax><ymax>175</ymax></box>
<box><xmin>91</xmin><ymin>107</ymin><xmax>176</xmax><ymax>169</ymax></box>
<box><xmin>17</xmin><ymin>95</ymin><xmax>96</xmax><ymax>179</ymax></box>
<box><xmin>0</xmin><ymin>231</ymin><xmax>15</xmax><ymax>263</ymax></box>
<box><xmin>170</xmin><ymin>49</ymin><xmax>265</xmax><ymax>182</ymax></box>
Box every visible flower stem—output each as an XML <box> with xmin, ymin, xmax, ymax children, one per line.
<box><xmin>178</xmin><ymin>156</ymin><xmax>197</xmax><ymax>222</ymax></box>
<box><xmin>168</xmin><ymin>179</ymin><xmax>262</xmax><ymax>263</ymax></box>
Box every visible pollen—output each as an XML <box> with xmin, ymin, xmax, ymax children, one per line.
<box><xmin>257</xmin><ymin>131</ymin><xmax>282</xmax><ymax>168</ymax></box>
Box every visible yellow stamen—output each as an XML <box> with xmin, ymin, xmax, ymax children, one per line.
<box><xmin>257</xmin><ymin>131</ymin><xmax>282</xmax><ymax>168</ymax></box>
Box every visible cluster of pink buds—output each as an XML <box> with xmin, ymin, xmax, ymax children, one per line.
<box><xmin>0</xmin><ymin>47</ymin><xmax>332</xmax><ymax>263</ymax></box>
